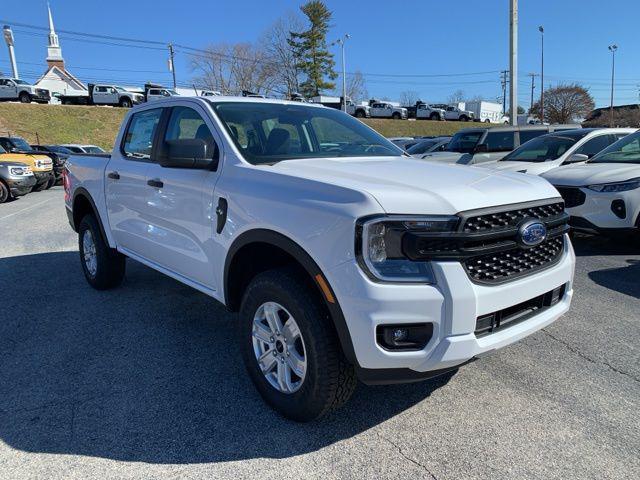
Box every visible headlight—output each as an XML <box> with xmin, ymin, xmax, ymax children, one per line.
<box><xmin>587</xmin><ymin>178</ymin><xmax>640</xmax><ymax>192</ymax></box>
<box><xmin>356</xmin><ymin>215</ymin><xmax>459</xmax><ymax>283</ymax></box>
<box><xmin>9</xmin><ymin>166</ymin><xmax>32</xmax><ymax>176</ymax></box>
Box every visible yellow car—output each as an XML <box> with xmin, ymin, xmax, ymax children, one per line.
<box><xmin>0</xmin><ymin>144</ymin><xmax>54</xmax><ymax>191</ymax></box>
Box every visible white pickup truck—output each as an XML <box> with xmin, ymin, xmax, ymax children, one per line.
<box><xmin>57</xmin><ymin>84</ymin><xmax>144</xmax><ymax>107</ymax></box>
<box><xmin>64</xmin><ymin>96</ymin><xmax>575</xmax><ymax>421</ymax></box>
<box><xmin>369</xmin><ymin>101</ymin><xmax>408</xmax><ymax>119</ymax></box>
<box><xmin>432</xmin><ymin>104</ymin><xmax>475</xmax><ymax>121</ymax></box>
<box><xmin>0</xmin><ymin>77</ymin><xmax>50</xmax><ymax>103</ymax></box>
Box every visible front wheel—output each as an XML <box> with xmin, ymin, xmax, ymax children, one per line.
<box><xmin>429</xmin><ymin>113</ymin><xmax>440</xmax><ymax>121</ymax></box>
<box><xmin>19</xmin><ymin>92</ymin><xmax>31</xmax><ymax>103</ymax></box>
<box><xmin>392</xmin><ymin>112</ymin><xmax>401</xmax><ymax>120</ymax></box>
<box><xmin>460</xmin><ymin>115</ymin><xmax>469</xmax><ymax>122</ymax></box>
<box><xmin>78</xmin><ymin>214</ymin><xmax>126</xmax><ymax>290</ymax></box>
<box><xmin>239</xmin><ymin>268</ymin><xmax>356</xmax><ymax>422</ymax></box>
<box><xmin>119</xmin><ymin>98</ymin><xmax>132</xmax><ymax>108</ymax></box>
<box><xmin>0</xmin><ymin>181</ymin><xmax>10</xmax><ymax>203</ymax></box>
<box><xmin>355</xmin><ymin>110</ymin><xmax>365</xmax><ymax>118</ymax></box>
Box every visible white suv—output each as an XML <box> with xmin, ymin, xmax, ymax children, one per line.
<box><xmin>64</xmin><ymin>97</ymin><xmax>575</xmax><ymax>421</ymax></box>
<box><xmin>542</xmin><ymin>130</ymin><xmax>640</xmax><ymax>235</ymax></box>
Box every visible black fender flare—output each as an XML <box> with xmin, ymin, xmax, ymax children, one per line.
<box><xmin>224</xmin><ymin>229</ymin><xmax>359</xmax><ymax>366</ymax></box>
<box><xmin>71</xmin><ymin>187</ymin><xmax>110</xmax><ymax>245</ymax></box>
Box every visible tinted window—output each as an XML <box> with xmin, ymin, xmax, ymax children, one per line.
<box><xmin>122</xmin><ymin>108</ymin><xmax>162</xmax><ymax>159</ymax></box>
<box><xmin>484</xmin><ymin>131</ymin><xmax>515</xmax><ymax>151</ymax></box>
<box><xmin>519</xmin><ymin>129</ymin><xmax>548</xmax><ymax>144</ymax></box>
<box><xmin>407</xmin><ymin>140</ymin><xmax>439</xmax><ymax>155</ymax></box>
<box><xmin>501</xmin><ymin>135</ymin><xmax>578</xmax><ymax>162</ymax></box>
<box><xmin>575</xmin><ymin>135</ymin><xmax>616</xmax><ymax>158</ymax></box>
<box><xmin>447</xmin><ymin>130</ymin><xmax>483</xmax><ymax>153</ymax></box>
<box><xmin>212</xmin><ymin>102</ymin><xmax>401</xmax><ymax>164</ymax></box>
<box><xmin>164</xmin><ymin>106</ymin><xmax>217</xmax><ymax>158</ymax></box>
<box><xmin>590</xmin><ymin>132</ymin><xmax>640</xmax><ymax>164</ymax></box>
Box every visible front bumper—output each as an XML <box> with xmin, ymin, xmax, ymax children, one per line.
<box><xmin>565</xmin><ymin>187</ymin><xmax>640</xmax><ymax>231</ymax></box>
<box><xmin>6</xmin><ymin>174</ymin><xmax>37</xmax><ymax>196</ymax></box>
<box><xmin>328</xmin><ymin>235</ymin><xmax>575</xmax><ymax>382</ymax></box>
<box><xmin>33</xmin><ymin>170</ymin><xmax>54</xmax><ymax>186</ymax></box>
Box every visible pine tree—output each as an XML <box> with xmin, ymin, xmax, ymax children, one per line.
<box><xmin>288</xmin><ymin>1</ymin><xmax>337</xmax><ymax>98</ymax></box>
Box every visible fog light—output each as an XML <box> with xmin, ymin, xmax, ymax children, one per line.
<box><xmin>611</xmin><ymin>200</ymin><xmax>626</xmax><ymax>219</ymax></box>
<box><xmin>376</xmin><ymin>323</ymin><xmax>433</xmax><ymax>351</ymax></box>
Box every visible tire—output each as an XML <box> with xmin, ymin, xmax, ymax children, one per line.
<box><xmin>392</xmin><ymin>112</ymin><xmax>401</xmax><ymax>120</ymax></box>
<box><xmin>429</xmin><ymin>113</ymin><xmax>440</xmax><ymax>121</ymax></box>
<box><xmin>31</xmin><ymin>180</ymin><xmax>47</xmax><ymax>192</ymax></box>
<box><xmin>484</xmin><ymin>119</ymin><xmax>491</xmax><ymax>123</ymax></box>
<box><xmin>78</xmin><ymin>214</ymin><xmax>126</xmax><ymax>290</ymax></box>
<box><xmin>119</xmin><ymin>97</ymin><xmax>132</xmax><ymax>108</ymax></box>
<box><xmin>19</xmin><ymin>92</ymin><xmax>31</xmax><ymax>103</ymax></box>
<box><xmin>239</xmin><ymin>268</ymin><xmax>357</xmax><ymax>422</ymax></box>
<box><xmin>45</xmin><ymin>175</ymin><xmax>56</xmax><ymax>190</ymax></box>
<box><xmin>460</xmin><ymin>115</ymin><xmax>469</xmax><ymax>122</ymax></box>
<box><xmin>0</xmin><ymin>180</ymin><xmax>10</xmax><ymax>203</ymax></box>
<box><xmin>355</xmin><ymin>110</ymin><xmax>365</xmax><ymax>118</ymax></box>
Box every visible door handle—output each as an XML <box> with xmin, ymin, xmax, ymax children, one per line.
<box><xmin>147</xmin><ymin>178</ymin><xmax>164</xmax><ymax>188</ymax></box>
<box><xmin>107</xmin><ymin>171</ymin><xmax>120</xmax><ymax>180</ymax></box>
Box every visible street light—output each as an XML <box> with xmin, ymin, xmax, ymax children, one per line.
<box><xmin>538</xmin><ymin>25</ymin><xmax>544</xmax><ymax>123</ymax></box>
<box><xmin>608</xmin><ymin>44</ymin><xmax>618</xmax><ymax>127</ymax></box>
<box><xmin>3</xmin><ymin>25</ymin><xmax>19</xmax><ymax>79</ymax></box>
<box><xmin>333</xmin><ymin>34</ymin><xmax>350</xmax><ymax>112</ymax></box>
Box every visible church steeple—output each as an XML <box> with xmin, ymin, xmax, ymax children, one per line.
<box><xmin>46</xmin><ymin>2</ymin><xmax>64</xmax><ymax>69</ymax></box>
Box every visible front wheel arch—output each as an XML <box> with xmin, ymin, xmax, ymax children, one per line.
<box><xmin>224</xmin><ymin>229</ymin><xmax>358</xmax><ymax>366</ymax></box>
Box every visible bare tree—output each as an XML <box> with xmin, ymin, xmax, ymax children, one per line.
<box><xmin>399</xmin><ymin>90</ymin><xmax>420</xmax><ymax>106</ymax></box>
<box><xmin>346</xmin><ymin>71</ymin><xmax>368</xmax><ymax>103</ymax></box>
<box><xmin>447</xmin><ymin>89</ymin><xmax>466</xmax><ymax>104</ymax></box>
<box><xmin>530</xmin><ymin>83</ymin><xmax>595</xmax><ymax>124</ymax></box>
<box><xmin>190</xmin><ymin>43</ymin><xmax>278</xmax><ymax>96</ymax></box>
<box><xmin>260</xmin><ymin>12</ymin><xmax>304</xmax><ymax>97</ymax></box>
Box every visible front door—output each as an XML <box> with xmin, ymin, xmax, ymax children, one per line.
<box><xmin>141</xmin><ymin>104</ymin><xmax>222</xmax><ymax>289</ymax></box>
<box><xmin>105</xmin><ymin>107</ymin><xmax>163</xmax><ymax>256</ymax></box>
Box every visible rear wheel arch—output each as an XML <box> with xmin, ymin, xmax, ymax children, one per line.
<box><xmin>71</xmin><ymin>188</ymin><xmax>110</xmax><ymax>244</ymax></box>
<box><xmin>224</xmin><ymin>229</ymin><xmax>358</xmax><ymax>366</ymax></box>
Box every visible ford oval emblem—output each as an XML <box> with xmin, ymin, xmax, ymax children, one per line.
<box><xmin>518</xmin><ymin>220</ymin><xmax>547</xmax><ymax>247</ymax></box>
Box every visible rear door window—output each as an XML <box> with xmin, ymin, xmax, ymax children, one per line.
<box><xmin>484</xmin><ymin>131</ymin><xmax>515</xmax><ymax>152</ymax></box>
<box><xmin>122</xmin><ymin>108</ymin><xmax>162</xmax><ymax>160</ymax></box>
<box><xmin>575</xmin><ymin>134</ymin><xmax>617</xmax><ymax>158</ymax></box>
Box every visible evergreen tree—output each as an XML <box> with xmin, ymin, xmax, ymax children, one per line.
<box><xmin>288</xmin><ymin>1</ymin><xmax>337</xmax><ymax>97</ymax></box>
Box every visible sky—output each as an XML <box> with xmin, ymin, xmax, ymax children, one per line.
<box><xmin>1</xmin><ymin>0</ymin><xmax>639</xmax><ymax>108</ymax></box>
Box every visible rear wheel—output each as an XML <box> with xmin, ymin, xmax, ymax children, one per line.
<box><xmin>19</xmin><ymin>92</ymin><xmax>31</xmax><ymax>103</ymax></box>
<box><xmin>239</xmin><ymin>268</ymin><xmax>356</xmax><ymax>422</ymax></box>
<box><xmin>0</xmin><ymin>181</ymin><xmax>10</xmax><ymax>203</ymax></box>
<box><xmin>78</xmin><ymin>214</ymin><xmax>126</xmax><ymax>290</ymax></box>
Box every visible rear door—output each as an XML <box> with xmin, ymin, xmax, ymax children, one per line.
<box><xmin>0</xmin><ymin>79</ymin><xmax>15</xmax><ymax>99</ymax></box>
<box><xmin>573</xmin><ymin>133</ymin><xmax>619</xmax><ymax>160</ymax></box>
<box><xmin>105</xmin><ymin>107</ymin><xmax>162</xmax><ymax>255</ymax></box>
<box><xmin>140</xmin><ymin>103</ymin><xmax>223</xmax><ymax>289</ymax></box>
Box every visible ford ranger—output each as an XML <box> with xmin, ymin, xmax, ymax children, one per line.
<box><xmin>64</xmin><ymin>96</ymin><xmax>575</xmax><ymax>421</ymax></box>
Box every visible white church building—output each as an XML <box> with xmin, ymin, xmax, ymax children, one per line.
<box><xmin>34</xmin><ymin>4</ymin><xmax>86</xmax><ymax>97</ymax></box>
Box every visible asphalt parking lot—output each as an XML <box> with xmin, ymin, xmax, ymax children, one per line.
<box><xmin>1</xmin><ymin>187</ymin><xmax>639</xmax><ymax>479</ymax></box>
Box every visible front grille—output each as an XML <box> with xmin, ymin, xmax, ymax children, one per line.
<box><xmin>555</xmin><ymin>186</ymin><xmax>586</xmax><ymax>208</ymax></box>
<box><xmin>463</xmin><ymin>236</ymin><xmax>564</xmax><ymax>283</ymax></box>
<box><xmin>463</xmin><ymin>202</ymin><xmax>564</xmax><ymax>232</ymax></box>
<box><xmin>401</xmin><ymin>200</ymin><xmax>569</xmax><ymax>285</ymax></box>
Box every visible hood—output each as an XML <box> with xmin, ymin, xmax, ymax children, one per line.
<box><xmin>541</xmin><ymin>162</ymin><xmax>640</xmax><ymax>186</ymax></box>
<box><xmin>478</xmin><ymin>160</ymin><xmax>563</xmax><ymax>176</ymax></box>
<box><xmin>270</xmin><ymin>156</ymin><xmax>560</xmax><ymax>214</ymax></box>
<box><xmin>420</xmin><ymin>152</ymin><xmax>465</xmax><ymax>163</ymax></box>
<box><xmin>0</xmin><ymin>160</ymin><xmax>31</xmax><ymax>168</ymax></box>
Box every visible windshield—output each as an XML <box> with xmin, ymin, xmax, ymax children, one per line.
<box><xmin>589</xmin><ymin>131</ymin><xmax>640</xmax><ymax>164</ymax></box>
<box><xmin>13</xmin><ymin>79</ymin><xmax>29</xmax><ymax>85</ymax></box>
<box><xmin>211</xmin><ymin>101</ymin><xmax>403</xmax><ymax>165</ymax></box>
<box><xmin>115</xmin><ymin>86</ymin><xmax>127</xmax><ymax>92</ymax></box>
<box><xmin>167</xmin><ymin>90</ymin><xmax>179</xmax><ymax>95</ymax></box>
<box><xmin>46</xmin><ymin>145</ymin><xmax>73</xmax><ymax>154</ymax></box>
<box><xmin>500</xmin><ymin>133</ymin><xmax>585</xmax><ymax>162</ymax></box>
<box><xmin>84</xmin><ymin>146</ymin><xmax>105</xmax><ymax>153</ymax></box>
<box><xmin>0</xmin><ymin>144</ymin><xmax>6</xmax><ymax>154</ymax></box>
<box><xmin>446</xmin><ymin>130</ymin><xmax>483</xmax><ymax>153</ymax></box>
<box><xmin>10</xmin><ymin>137</ymin><xmax>34</xmax><ymax>152</ymax></box>
<box><xmin>407</xmin><ymin>139</ymin><xmax>440</xmax><ymax>155</ymax></box>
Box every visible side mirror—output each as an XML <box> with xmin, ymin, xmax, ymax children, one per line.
<box><xmin>473</xmin><ymin>143</ymin><xmax>488</xmax><ymax>153</ymax></box>
<box><xmin>564</xmin><ymin>153</ymin><xmax>589</xmax><ymax>164</ymax></box>
<box><xmin>159</xmin><ymin>138</ymin><xmax>218</xmax><ymax>170</ymax></box>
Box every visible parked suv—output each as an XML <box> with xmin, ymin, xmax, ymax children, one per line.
<box><xmin>0</xmin><ymin>138</ymin><xmax>54</xmax><ymax>190</ymax></box>
<box><xmin>0</xmin><ymin>160</ymin><xmax>36</xmax><ymax>203</ymax></box>
<box><xmin>423</xmin><ymin>124</ymin><xmax>581</xmax><ymax>165</ymax></box>
<box><xmin>64</xmin><ymin>97</ymin><xmax>574</xmax><ymax>421</ymax></box>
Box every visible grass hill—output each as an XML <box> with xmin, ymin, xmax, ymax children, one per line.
<box><xmin>0</xmin><ymin>103</ymin><xmax>477</xmax><ymax>149</ymax></box>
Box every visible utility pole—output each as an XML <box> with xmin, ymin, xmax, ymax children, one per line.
<box><xmin>2</xmin><ymin>26</ymin><xmax>19</xmax><ymax>78</ymax></box>
<box><xmin>500</xmin><ymin>70</ymin><xmax>509</xmax><ymax>115</ymax></box>
<box><xmin>168</xmin><ymin>43</ymin><xmax>177</xmax><ymax>90</ymax></box>
<box><xmin>333</xmin><ymin>34</ymin><xmax>350</xmax><ymax>112</ymax></box>
<box><xmin>528</xmin><ymin>73</ymin><xmax>538</xmax><ymax>112</ymax></box>
<box><xmin>608</xmin><ymin>44</ymin><xmax>618</xmax><ymax>127</ymax></box>
<box><xmin>538</xmin><ymin>26</ymin><xmax>544</xmax><ymax>123</ymax></box>
<box><xmin>509</xmin><ymin>0</ymin><xmax>518</xmax><ymax>126</ymax></box>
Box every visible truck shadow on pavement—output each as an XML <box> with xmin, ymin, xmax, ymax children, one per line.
<box><xmin>0</xmin><ymin>251</ymin><xmax>454</xmax><ymax>464</ymax></box>
<box><xmin>572</xmin><ymin>235</ymin><xmax>640</xmax><ymax>299</ymax></box>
